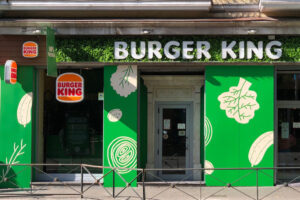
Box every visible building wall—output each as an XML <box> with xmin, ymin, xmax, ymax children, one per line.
<box><xmin>205</xmin><ymin>65</ymin><xmax>274</xmax><ymax>186</ymax></box>
<box><xmin>0</xmin><ymin>66</ymin><xmax>35</xmax><ymax>188</ymax></box>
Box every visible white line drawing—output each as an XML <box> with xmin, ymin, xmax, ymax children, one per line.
<box><xmin>204</xmin><ymin>160</ymin><xmax>214</xmax><ymax>175</ymax></box>
<box><xmin>1</xmin><ymin>139</ymin><xmax>27</xmax><ymax>183</ymax></box>
<box><xmin>110</xmin><ymin>65</ymin><xmax>137</xmax><ymax>98</ymax></box>
<box><xmin>17</xmin><ymin>92</ymin><xmax>33</xmax><ymax>127</ymax></box>
<box><xmin>248</xmin><ymin>131</ymin><xmax>273</xmax><ymax>167</ymax></box>
<box><xmin>107</xmin><ymin>109</ymin><xmax>122</xmax><ymax>122</ymax></box>
<box><xmin>204</xmin><ymin>117</ymin><xmax>213</xmax><ymax>146</ymax></box>
<box><xmin>218</xmin><ymin>77</ymin><xmax>259</xmax><ymax>124</ymax></box>
<box><xmin>107</xmin><ymin>136</ymin><xmax>137</xmax><ymax>174</ymax></box>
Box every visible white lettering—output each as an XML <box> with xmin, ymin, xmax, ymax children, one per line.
<box><xmin>131</xmin><ymin>41</ymin><xmax>146</xmax><ymax>59</ymax></box>
<box><xmin>239</xmin><ymin>41</ymin><xmax>245</xmax><ymax>59</ymax></box>
<box><xmin>182</xmin><ymin>41</ymin><xmax>194</xmax><ymax>59</ymax></box>
<box><xmin>114</xmin><ymin>42</ymin><xmax>128</xmax><ymax>59</ymax></box>
<box><xmin>196</xmin><ymin>41</ymin><xmax>211</xmax><ymax>59</ymax></box>
<box><xmin>247</xmin><ymin>41</ymin><xmax>263</xmax><ymax>59</ymax></box>
<box><xmin>222</xmin><ymin>41</ymin><xmax>237</xmax><ymax>59</ymax></box>
<box><xmin>164</xmin><ymin>41</ymin><xmax>180</xmax><ymax>59</ymax></box>
<box><xmin>266</xmin><ymin>41</ymin><xmax>282</xmax><ymax>59</ymax></box>
<box><xmin>148</xmin><ymin>41</ymin><xmax>162</xmax><ymax>59</ymax></box>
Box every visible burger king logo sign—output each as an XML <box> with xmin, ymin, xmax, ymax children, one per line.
<box><xmin>23</xmin><ymin>41</ymin><xmax>38</xmax><ymax>58</ymax></box>
<box><xmin>56</xmin><ymin>73</ymin><xmax>84</xmax><ymax>103</ymax></box>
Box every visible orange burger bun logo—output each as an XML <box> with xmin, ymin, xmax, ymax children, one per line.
<box><xmin>4</xmin><ymin>60</ymin><xmax>17</xmax><ymax>84</ymax></box>
<box><xmin>56</xmin><ymin>73</ymin><xmax>84</xmax><ymax>103</ymax></box>
<box><xmin>23</xmin><ymin>41</ymin><xmax>38</xmax><ymax>58</ymax></box>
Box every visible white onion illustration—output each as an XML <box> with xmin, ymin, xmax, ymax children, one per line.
<box><xmin>17</xmin><ymin>92</ymin><xmax>33</xmax><ymax>127</ymax></box>
<box><xmin>107</xmin><ymin>136</ymin><xmax>137</xmax><ymax>174</ymax></box>
<box><xmin>107</xmin><ymin>109</ymin><xmax>122</xmax><ymax>122</ymax></box>
<box><xmin>204</xmin><ymin>117</ymin><xmax>213</xmax><ymax>146</ymax></box>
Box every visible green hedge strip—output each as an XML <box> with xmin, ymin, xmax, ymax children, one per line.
<box><xmin>55</xmin><ymin>36</ymin><xmax>300</xmax><ymax>62</ymax></box>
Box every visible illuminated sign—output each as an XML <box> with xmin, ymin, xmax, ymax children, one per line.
<box><xmin>56</xmin><ymin>73</ymin><xmax>84</xmax><ymax>103</ymax></box>
<box><xmin>23</xmin><ymin>41</ymin><xmax>38</xmax><ymax>58</ymax></box>
<box><xmin>114</xmin><ymin>40</ymin><xmax>282</xmax><ymax>60</ymax></box>
<box><xmin>4</xmin><ymin>60</ymin><xmax>17</xmax><ymax>84</ymax></box>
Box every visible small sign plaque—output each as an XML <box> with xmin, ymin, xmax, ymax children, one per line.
<box><xmin>4</xmin><ymin>60</ymin><xmax>17</xmax><ymax>84</ymax></box>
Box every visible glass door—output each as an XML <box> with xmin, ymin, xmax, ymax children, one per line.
<box><xmin>157</xmin><ymin>103</ymin><xmax>192</xmax><ymax>180</ymax></box>
<box><xmin>277</xmin><ymin>72</ymin><xmax>300</xmax><ymax>182</ymax></box>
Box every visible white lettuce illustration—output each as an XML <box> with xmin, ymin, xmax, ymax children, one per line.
<box><xmin>218</xmin><ymin>78</ymin><xmax>259</xmax><ymax>124</ymax></box>
<box><xmin>110</xmin><ymin>65</ymin><xmax>137</xmax><ymax>98</ymax></box>
<box><xmin>248</xmin><ymin>131</ymin><xmax>273</xmax><ymax>167</ymax></box>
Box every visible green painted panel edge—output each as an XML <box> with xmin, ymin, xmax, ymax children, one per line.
<box><xmin>139</xmin><ymin>78</ymin><xmax>148</xmax><ymax>169</ymax></box>
<box><xmin>103</xmin><ymin>66</ymin><xmax>138</xmax><ymax>187</ymax></box>
<box><xmin>0</xmin><ymin>66</ymin><xmax>34</xmax><ymax>188</ymax></box>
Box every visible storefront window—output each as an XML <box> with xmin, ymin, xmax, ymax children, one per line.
<box><xmin>43</xmin><ymin>69</ymin><xmax>103</xmax><ymax>173</ymax></box>
<box><xmin>277</xmin><ymin>74</ymin><xmax>300</xmax><ymax>100</ymax></box>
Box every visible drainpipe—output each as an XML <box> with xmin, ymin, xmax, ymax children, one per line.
<box><xmin>0</xmin><ymin>1</ymin><xmax>211</xmax><ymax>11</ymax></box>
<box><xmin>260</xmin><ymin>0</ymin><xmax>300</xmax><ymax>12</ymax></box>
<box><xmin>211</xmin><ymin>4</ymin><xmax>260</xmax><ymax>13</ymax></box>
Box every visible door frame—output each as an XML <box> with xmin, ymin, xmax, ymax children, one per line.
<box><xmin>155</xmin><ymin>101</ymin><xmax>193</xmax><ymax>180</ymax></box>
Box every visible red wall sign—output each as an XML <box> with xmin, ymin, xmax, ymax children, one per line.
<box><xmin>56</xmin><ymin>73</ymin><xmax>84</xmax><ymax>103</ymax></box>
<box><xmin>4</xmin><ymin>60</ymin><xmax>17</xmax><ymax>84</ymax></box>
<box><xmin>23</xmin><ymin>41</ymin><xmax>38</xmax><ymax>58</ymax></box>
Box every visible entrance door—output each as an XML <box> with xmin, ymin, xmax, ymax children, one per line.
<box><xmin>277</xmin><ymin>72</ymin><xmax>300</xmax><ymax>182</ymax></box>
<box><xmin>156</xmin><ymin>102</ymin><xmax>192</xmax><ymax>180</ymax></box>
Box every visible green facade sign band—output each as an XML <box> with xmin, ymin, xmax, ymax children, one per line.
<box><xmin>56</xmin><ymin>36</ymin><xmax>300</xmax><ymax>63</ymax></box>
<box><xmin>103</xmin><ymin>66</ymin><xmax>138</xmax><ymax>187</ymax></box>
<box><xmin>46</xmin><ymin>27</ymin><xmax>57</xmax><ymax>77</ymax></box>
<box><xmin>205</xmin><ymin>65</ymin><xmax>274</xmax><ymax>186</ymax></box>
<box><xmin>0</xmin><ymin>66</ymin><xmax>34</xmax><ymax>188</ymax></box>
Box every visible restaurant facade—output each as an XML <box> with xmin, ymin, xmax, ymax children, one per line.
<box><xmin>1</xmin><ymin>0</ymin><xmax>300</xmax><ymax>188</ymax></box>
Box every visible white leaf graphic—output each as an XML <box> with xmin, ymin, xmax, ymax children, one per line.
<box><xmin>248</xmin><ymin>131</ymin><xmax>273</xmax><ymax>167</ymax></box>
<box><xmin>218</xmin><ymin>77</ymin><xmax>259</xmax><ymax>124</ymax></box>
<box><xmin>204</xmin><ymin>160</ymin><xmax>214</xmax><ymax>175</ymax></box>
<box><xmin>110</xmin><ymin>65</ymin><xmax>137</xmax><ymax>98</ymax></box>
<box><xmin>17</xmin><ymin>92</ymin><xmax>33</xmax><ymax>127</ymax></box>
<box><xmin>204</xmin><ymin>117</ymin><xmax>213</xmax><ymax>146</ymax></box>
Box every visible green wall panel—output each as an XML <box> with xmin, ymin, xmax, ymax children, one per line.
<box><xmin>0</xmin><ymin>66</ymin><xmax>34</xmax><ymax>188</ymax></box>
<box><xmin>103</xmin><ymin>66</ymin><xmax>138</xmax><ymax>187</ymax></box>
<box><xmin>205</xmin><ymin>65</ymin><xmax>274</xmax><ymax>186</ymax></box>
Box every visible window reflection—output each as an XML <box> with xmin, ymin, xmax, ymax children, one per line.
<box><xmin>278</xmin><ymin>74</ymin><xmax>300</xmax><ymax>100</ymax></box>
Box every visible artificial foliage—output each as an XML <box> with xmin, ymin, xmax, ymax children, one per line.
<box><xmin>55</xmin><ymin>36</ymin><xmax>300</xmax><ymax>63</ymax></box>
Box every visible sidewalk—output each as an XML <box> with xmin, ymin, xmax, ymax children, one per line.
<box><xmin>0</xmin><ymin>183</ymin><xmax>300</xmax><ymax>200</ymax></box>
